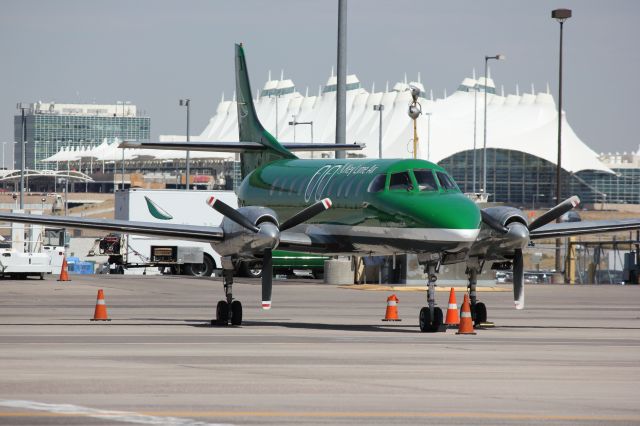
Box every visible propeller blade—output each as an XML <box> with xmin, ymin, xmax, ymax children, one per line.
<box><xmin>261</xmin><ymin>248</ymin><xmax>273</xmax><ymax>310</ymax></box>
<box><xmin>513</xmin><ymin>249</ymin><xmax>525</xmax><ymax>310</ymax></box>
<box><xmin>207</xmin><ymin>195</ymin><xmax>259</xmax><ymax>233</ymax></box>
<box><xmin>279</xmin><ymin>198</ymin><xmax>332</xmax><ymax>231</ymax></box>
<box><xmin>528</xmin><ymin>195</ymin><xmax>580</xmax><ymax>231</ymax></box>
<box><xmin>480</xmin><ymin>210</ymin><xmax>509</xmax><ymax>234</ymax></box>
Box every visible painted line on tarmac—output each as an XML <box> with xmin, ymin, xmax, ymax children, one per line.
<box><xmin>0</xmin><ymin>400</ymin><xmax>232</xmax><ymax>426</ymax></box>
<box><xmin>0</xmin><ymin>404</ymin><xmax>639</xmax><ymax>423</ymax></box>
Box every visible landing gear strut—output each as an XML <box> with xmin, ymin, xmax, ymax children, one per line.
<box><xmin>419</xmin><ymin>263</ymin><xmax>445</xmax><ymax>333</ymax></box>
<box><xmin>213</xmin><ymin>260</ymin><xmax>243</xmax><ymax>326</ymax></box>
<box><xmin>466</xmin><ymin>266</ymin><xmax>492</xmax><ymax>328</ymax></box>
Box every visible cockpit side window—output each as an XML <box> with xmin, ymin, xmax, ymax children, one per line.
<box><xmin>436</xmin><ymin>171</ymin><xmax>459</xmax><ymax>191</ymax></box>
<box><xmin>367</xmin><ymin>174</ymin><xmax>387</xmax><ymax>193</ymax></box>
<box><xmin>413</xmin><ymin>169</ymin><xmax>438</xmax><ymax>192</ymax></box>
<box><xmin>389</xmin><ymin>171</ymin><xmax>414</xmax><ymax>191</ymax></box>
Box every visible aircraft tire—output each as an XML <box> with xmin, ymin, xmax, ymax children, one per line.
<box><xmin>230</xmin><ymin>300</ymin><xmax>243</xmax><ymax>326</ymax></box>
<box><xmin>474</xmin><ymin>302</ymin><xmax>487</xmax><ymax>325</ymax></box>
<box><xmin>419</xmin><ymin>307</ymin><xmax>443</xmax><ymax>332</ymax></box>
<box><xmin>215</xmin><ymin>300</ymin><xmax>229</xmax><ymax>326</ymax></box>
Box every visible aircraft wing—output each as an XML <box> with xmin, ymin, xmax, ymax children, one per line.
<box><xmin>0</xmin><ymin>213</ymin><xmax>223</xmax><ymax>243</ymax></box>
<box><xmin>120</xmin><ymin>141</ymin><xmax>365</xmax><ymax>152</ymax></box>
<box><xmin>530</xmin><ymin>218</ymin><xmax>640</xmax><ymax>239</ymax></box>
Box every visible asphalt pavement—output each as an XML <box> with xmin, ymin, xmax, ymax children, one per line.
<box><xmin>0</xmin><ymin>274</ymin><xmax>639</xmax><ymax>425</ymax></box>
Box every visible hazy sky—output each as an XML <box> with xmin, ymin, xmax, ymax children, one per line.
<box><xmin>2</xmin><ymin>0</ymin><xmax>639</xmax><ymax>162</ymax></box>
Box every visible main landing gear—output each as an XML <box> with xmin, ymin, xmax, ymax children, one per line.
<box><xmin>419</xmin><ymin>263</ymin><xmax>446</xmax><ymax>333</ymax></box>
<box><xmin>213</xmin><ymin>264</ymin><xmax>243</xmax><ymax>326</ymax></box>
<box><xmin>466</xmin><ymin>265</ymin><xmax>493</xmax><ymax>328</ymax></box>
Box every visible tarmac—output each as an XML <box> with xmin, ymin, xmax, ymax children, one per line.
<box><xmin>0</xmin><ymin>274</ymin><xmax>639</xmax><ymax>425</ymax></box>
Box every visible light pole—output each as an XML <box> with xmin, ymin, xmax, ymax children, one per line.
<box><xmin>425</xmin><ymin>112</ymin><xmax>432</xmax><ymax>161</ymax></box>
<box><xmin>472</xmin><ymin>84</ymin><xmax>478</xmax><ymax>192</ymax></box>
<box><xmin>179</xmin><ymin>99</ymin><xmax>191</xmax><ymax>190</ymax></box>
<box><xmin>482</xmin><ymin>54</ymin><xmax>505</xmax><ymax>194</ymax></box>
<box><xmin>289</xmin><ymin>117</ymin><xmax>314</xmax><ymax>157</ymax></box>
<box><xmin>16</xmin><ymin>103</ymin><xmax>28</xmax><ymax>209</ymax></box>
<box><xmin>552</xmin><ymin>8</ymin><xmax>571</xmax><ymax>274</ymax></box>
<box><xmin>373</xmin><ymin>104</ymin><xmax>384</xmax><ymax>159</ymax></box>
<box><xmin>408</xmin><ymin>86</ymin><xmax>422</xmax><ymax>159</ymax></box>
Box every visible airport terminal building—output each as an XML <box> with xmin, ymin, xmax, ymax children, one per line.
<box><xmin>14</xmin><ymin>73</ymin><xmax>639</xmax><ymax>205</ymax></box>
<box><xmin>159</xmin><ymin>71</ymin><xmax>637</xmax><ymax>206</ymax></box>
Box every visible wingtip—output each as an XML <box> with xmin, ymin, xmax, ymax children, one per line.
<box><xmin>261</xmin><ymin>301</ymin><xmax>271</xmax><ymax>310</ymax></box>
<box><xmin>322</xmin><ymin>198</ymin><xmax>332</xmax><ymax>209</ymax></box>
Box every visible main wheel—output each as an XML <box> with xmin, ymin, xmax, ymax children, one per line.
<box><xmin>230</xmin><ymin>300</ymin><xmax>243</xmax><ymax>326</ymax></box>
<box><xmin>215</xmin><ymin>300</ymin><xmax>229</xmax><ymax>326</ymax></box>
<box><xmin>419</xmin><ymin>307</ymin><xmax>443</xmax><ymax>332</ymax></box>
<box><xmin>473</xmin><ymin>302</ymin><xmax>487</xmax><ymax>325</ymax></box>
<box><xmin>184</xmin><ymin>254</ymin><xmax>215</xmax><ymax>277</ymax></box>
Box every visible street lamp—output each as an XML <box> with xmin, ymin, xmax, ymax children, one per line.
<box><xmin>16</xmin><ymin>103</ymin><xmax>29</xmax><ymax>209</ymax></box>
<box><xmin>482</xmin><ymin>54</ymin><xmax>505</xmax><ymax>194</ymax></box>
<box><xmin>552</xmin><ymin>8</ymin><xmax>571</xmax><ymax>274</ymax></box>
<box><xmin>289</xmin><ymin>117</ymin><xmax>314</xmax><ymax>157</ymax></box>
<box><xmin>408</xmin><ymin>86</ymin><xmax>422</xmax><ymax>159</ymax></box>
<box><xmin>373</xmin><ymin>104</ymin><xmax>384</xmax><ymax>159</ymax></box>
<box><xmin>179</xmin><ymin>98</ymin><xmax>191</xmax><ymax>190</ymax></box>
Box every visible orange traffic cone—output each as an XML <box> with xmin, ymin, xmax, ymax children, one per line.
<box><xmin>91</xmin><ymin>289</ymin><xmax>111</xmax><ymax>321</ymax></box>
<box><xmin>57</xmin><ymin>257</ymin><xmax>71</xmax><ymax>282</ymax></box>
<box><xmin>382</xmin><ymin>294</ymin><xmax>401</xmax><ymax>321</ymax></box>
<box><xmin>444</xmin><ymin>288</ymin><xmax>459</xmax><ymax>327</ymax></box>
<box><xmin>456</xmin><ymin>293</ymin><xmax>476</xmax><ymax>335</ymax></box>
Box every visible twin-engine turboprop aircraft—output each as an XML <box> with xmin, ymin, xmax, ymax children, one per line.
<box><xmin>2</xmin><ymin>44</ymin><xmax>640</xmax><ymax>332</ymax></box>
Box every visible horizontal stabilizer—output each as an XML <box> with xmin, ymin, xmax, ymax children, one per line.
<box><xmin>120</xmin><ymin>141</ymin><xmax>365</xmax><ymax>153</ymax></box>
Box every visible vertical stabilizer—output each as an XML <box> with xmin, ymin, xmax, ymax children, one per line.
<box><xmin>235</xmin><ymin>44</ymin><xmax>296</xmax><ymax>177</ymax></box>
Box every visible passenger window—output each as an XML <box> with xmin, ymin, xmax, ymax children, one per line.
<box><xmin>436</xmin><ymin>172</ymin><xmax>458</xmax><ymax>190</ymax></box>
<box><xmin>367</xmin><ymin>174</ymin><xmax>386</xmax><ymax>193</ymax></box>
<box><xmin>413</xmin><ymin>169</ymin><xmax>438</xmax><ymax>191</ymax></box>
<box><xmin>389</xmin><ymin>171</ymin><xmax>413</xmax><ymax>191</ymax></box>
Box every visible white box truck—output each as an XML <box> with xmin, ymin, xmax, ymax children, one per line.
<box><xmin>100</xmin><ymin>189</ymin><xmax>237</xmax><ymax>276</ymax></box>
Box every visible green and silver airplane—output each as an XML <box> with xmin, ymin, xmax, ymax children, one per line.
<box><xmin>3</xmin><ymin>44</ymin><xmax>640</xmax><ymax>332</ymax></box>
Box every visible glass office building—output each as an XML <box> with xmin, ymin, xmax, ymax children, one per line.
<box><xmin>439</xmin><ymin>148</ymin><xmax>640</xmax><ymax>206</ymax></box>
<box><xmin>14</xmin><ymin>102</ymin><xmax>150</xmax><ymax>170</ymax></box>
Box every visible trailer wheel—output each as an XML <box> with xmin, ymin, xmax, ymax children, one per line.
<box><xmin>184</xmin><ymin>254</ymin><xmax>215</xmax><ymax>277</ymax></box>
<box><xmin>240</xmin><ymin>261</ymin><xmax>263</xmax><ymax>278</ymax></box>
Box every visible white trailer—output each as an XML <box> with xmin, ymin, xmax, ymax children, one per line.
<box><xmin>102</xmin><ymin>189</ymin><xmax>238</xmax><ymax>276</ymax></box>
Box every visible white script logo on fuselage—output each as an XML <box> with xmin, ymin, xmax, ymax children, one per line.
<box><xmin>304</xmin><ymin>163</ymin><xmax>379</xmax><ymax>202</ymax></box>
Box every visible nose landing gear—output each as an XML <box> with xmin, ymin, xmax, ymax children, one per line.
<box><xmin>419</xmin><ymin>262</ymin><xmax>446</xmax><ymax>333</ymax></box>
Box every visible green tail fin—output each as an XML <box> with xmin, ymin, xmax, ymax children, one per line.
<box><xmin>235</xmin><ymin>43</ymin><xmax>296</xmax><ymax>177</ymax></box>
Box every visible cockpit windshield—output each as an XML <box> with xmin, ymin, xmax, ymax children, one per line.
<box><xmin>436</xmin><ymin>171</ymin><xmax>459</xmax><ymax>191</ymax></box>
<box><xmin>413</xmin><ymin>169</ymin><xmax>438</xmax><ymax>191</ymax></box>
<box><xmin>389</xmin><ymin>171</ymin><xmax>413</xmax><ymax>191</ymax></box>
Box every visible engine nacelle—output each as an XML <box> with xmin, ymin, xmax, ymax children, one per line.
<box><xmin>481</xmin><ymin>206</ymin><xmax>528</xmax><ymax>228</ymax></box>
<box><xmin>213</xmin><ymin>207</ymin><xmax>280</xmax><ymax>257</ymax></box>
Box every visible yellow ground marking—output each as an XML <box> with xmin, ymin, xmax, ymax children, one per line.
<box><xmin>339</xmin><ymin>284</ymin><xmax>509</xmax><ymax>292</ymax></box>
<box><xmin>0</xmin><ymin>411</ymin><xmax>638</xmax><ymax>422</ymax></box>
